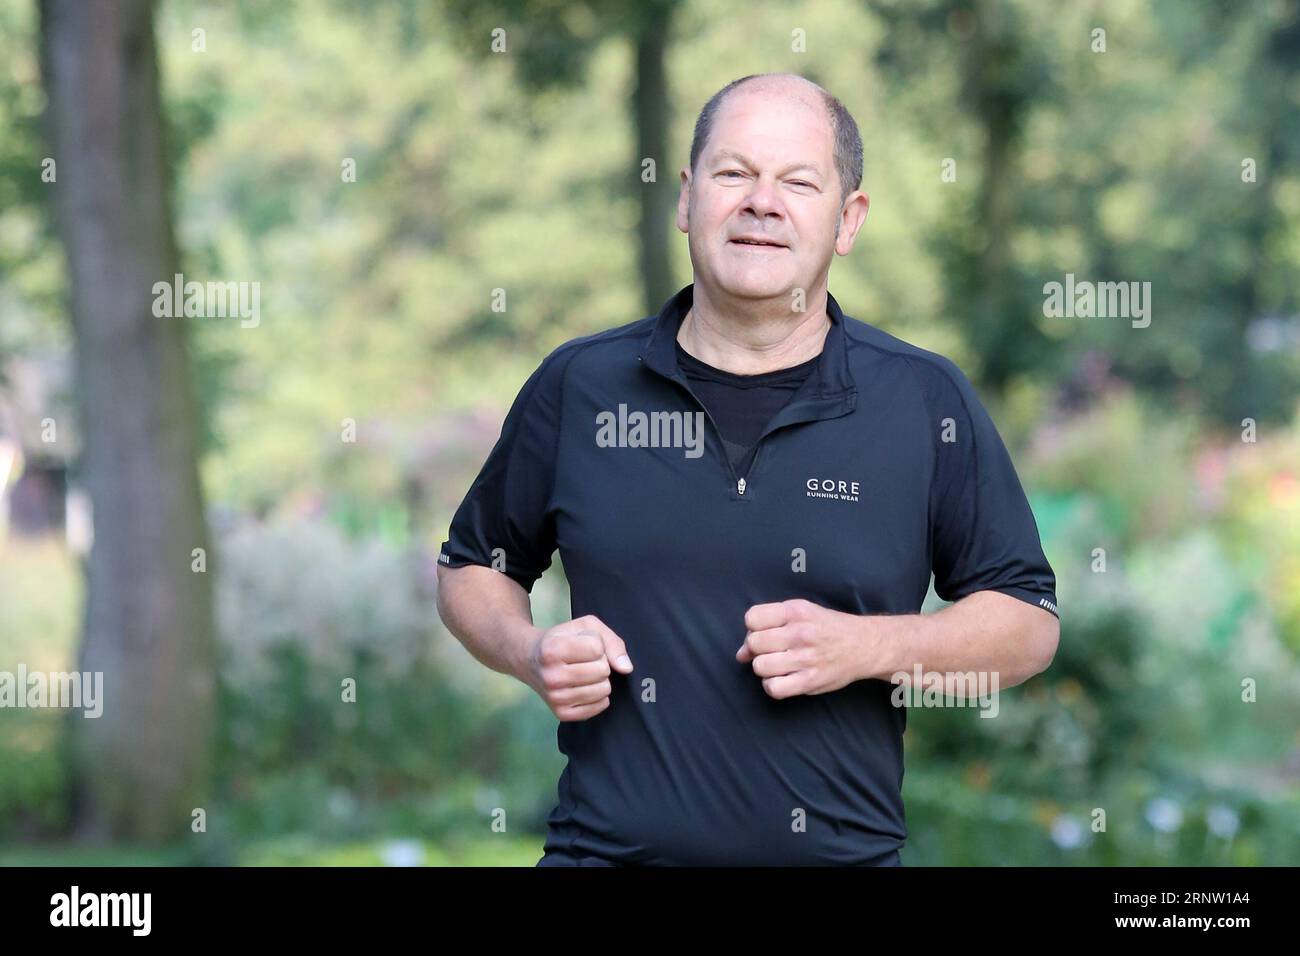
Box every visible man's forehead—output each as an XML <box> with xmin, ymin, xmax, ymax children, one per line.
<box><xmin>706</xmin><ymin>88</ymin><xmax>834</xmax><ymax>168</ymax></box>
<box><xmin>721</xmin><ymin>81</ymin><xmax>827</xmax><ymax>121</ymax></box>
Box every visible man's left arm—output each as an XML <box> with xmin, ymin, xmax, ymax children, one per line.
<box><xmin>737</xmin><ymin>591</ymin><xmax>1059</xmax><ymax>698</ymax></box>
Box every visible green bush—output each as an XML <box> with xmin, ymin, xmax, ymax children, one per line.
<box><xmin>213</xmin><ymin>517</ymin><xmax>558</xmax><ymax>844</ymax></box>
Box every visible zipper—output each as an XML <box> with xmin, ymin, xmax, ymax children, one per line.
<box><xmin>686</xmin><ymin>386</ymin><xmax>768</xmax><ymax>499</ymax></box>
<box><xmin>694</xmin><ymin>388</ymin><xmax>748</xmax><ymax>497</ymax></box>
<box><xmin>641</xmin><ymin>356</ymin><xmax>750</xmax><ymax>498</ymax></box>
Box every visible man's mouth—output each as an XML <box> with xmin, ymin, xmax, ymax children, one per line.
<box><xmin>729</xmin><ymin>237</ymin><xmax>788</xmax><ymax>249</ymax></box>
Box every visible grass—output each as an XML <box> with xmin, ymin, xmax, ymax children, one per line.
<box><xmin>0</xmin><ymin>835</ymin><xmax>545</xmax><ymax>866</ymax></box>
<box><xmin>0</xmin><ymin>535</ymin><xmax>80</xmax><ymax>670</ymax></box>
<box><xmin>0</xmin><ymin>535</ymin><xmax>81</xmax><ymax>836</ymax></box>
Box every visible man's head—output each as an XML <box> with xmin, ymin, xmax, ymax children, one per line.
<box><xmin>677</xmin><ymin>73</ymin><xmax>870</xmax><ymax>304</ymax></box>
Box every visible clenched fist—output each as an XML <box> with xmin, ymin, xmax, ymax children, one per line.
<box><xmin>524</xmin><ymin>614</ymin><xmax>633</xmax><ymax>721</ymax></box>
<box><xmin>737</xmin><ymin>598</ymin><xmax>876</xmax><ymax>698</ymax></box>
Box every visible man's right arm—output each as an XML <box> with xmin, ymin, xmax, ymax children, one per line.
<box><xmin>436</xmin><ymin>562</ymin><xmax>633</xmax><ymax>721</ymax></box>
<box><xmin>435</xmin><ymin>563</ymin><xmax>540</xmax><ymax>684</ymax></box>
<box><xmin>436</xmin><ymin>346</ymin><xmax>633</xmax><ymax>720</ymax></box>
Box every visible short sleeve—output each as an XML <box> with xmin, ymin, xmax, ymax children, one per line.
<box><xmin>437</xmin><ymin>348</ymin><xmax>570</xmax><ymax>593</ymax></box>
<box><xmin>921</xmin><ymin>357</ymin><xmax>1059</xmax><ymax>619</ymax></box>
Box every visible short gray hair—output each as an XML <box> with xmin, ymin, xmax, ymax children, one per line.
<box><xmin>688</xmin><ymin>73</ymin><xmax>863</xmax><ymax>202</ymax></box>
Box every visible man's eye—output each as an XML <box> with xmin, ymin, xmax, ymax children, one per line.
<box><xmin>790</xmin><ymin>180</ymin><xmax>813</xmax><ymax>188</ymax></box>
<box><xmin>720</xmin><ymin>170</ymin><xmax>743</xmax><ymax>178</ymax></box>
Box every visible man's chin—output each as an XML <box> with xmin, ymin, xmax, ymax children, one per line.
<box><xmin>713</xmin><ymin>271</ymin><xmax>795</xmax><ymax>302</ymax></box>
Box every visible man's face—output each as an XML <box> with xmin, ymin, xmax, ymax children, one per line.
<box><xmin>677</xmin><ymin>84</ymin><xmax>867</xmax><ymax>304</ymax></box>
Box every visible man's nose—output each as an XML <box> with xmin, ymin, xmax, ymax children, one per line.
<box><xmin>741</xmin><ymin>176</ymin><xmax>784</xmax><ymax>219</ymax></box>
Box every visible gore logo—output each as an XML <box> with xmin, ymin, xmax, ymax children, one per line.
<box><xmin>805</xmin><ymin>478</ymin><xmax>860</xmax><ymax>502</ymax></box>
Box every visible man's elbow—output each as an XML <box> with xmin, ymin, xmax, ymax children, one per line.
<box><xmin>434</xmin><ymin>562</ymin><xmax>459</xmax><ymax>626</ymax></box>
<box><xmin>1029</xmin><ymin>610</ymin><xmax>1060</xmax><ymax>676</ymax></box>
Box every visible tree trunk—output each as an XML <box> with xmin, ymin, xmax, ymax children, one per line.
<box><xmin>965</xmin><ymin>0</ymin><xmax>1022</xmax><ymax>397</ymax></box>
<box><xmin>632</xmin><ymin>1</ymin><xmax>677</xmax><ymax>315</ymax></box>
<box><xmin>39</xmin><ymin>0</ymin><xmax>216</xmax><ymax>843</ymax></box>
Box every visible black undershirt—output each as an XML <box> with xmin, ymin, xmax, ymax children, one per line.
<box><xmin>675</xmin><ymin>341</ymin><xmax>820</xmax><ymax>478</ymax></box>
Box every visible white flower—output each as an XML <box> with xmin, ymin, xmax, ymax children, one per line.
<box><xmin>380</xmin><ymin>839</ymin><xmax>425</xmax><ymax>867</ymax></box>
<box><xmin>1206</xmin><ymin>803</ymin><xmax>1239</xmax><ymax>839</ymax></box>
<box><xmin>1145</xmin><ymin>797</ymin><xmax>1183</xmax><ymax>833</ymax></box>
<box><xmin>1050</xmin><ymin>814</ymin><xmax>1087</xmax><ymax>850</ymax></box>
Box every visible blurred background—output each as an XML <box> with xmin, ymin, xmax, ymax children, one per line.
<box><xmin>1</xmin><ymin>0</ymin><xmax>1298</xmax><ymax>865</ymax></box>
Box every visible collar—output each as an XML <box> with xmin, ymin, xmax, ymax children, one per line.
<box><xmin>639</xmin><ymin>282</ymin><xmax>857</xmax><ymax>404</ymax></box>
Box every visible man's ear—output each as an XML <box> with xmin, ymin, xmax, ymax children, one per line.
<box><xmin>834</xmin><ymin>190</ymin><xmax>870</xmax><ymax>256</ymax></box>
<box><xmin>676</xmin><ymin>167</ymin><xmax>691</xmax><ymax>235</ymax></box>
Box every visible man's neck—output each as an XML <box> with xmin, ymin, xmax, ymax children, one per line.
<box><xmin>677</xmin><ymin>282</ymin><xmax>832</xmax><ymax>375</ymax></box>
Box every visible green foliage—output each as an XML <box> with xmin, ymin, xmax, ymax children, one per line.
<box><xmin>213</xmin><ymin>518</ymin><xmax>564</xmax><ymax>844</ymax></box>
<box><xmin>0</xmin><ymin>0</ymin><xmax>66</xmax><ymax>365</ymax></box>
<box><xmin>0</xmin><ymin>540</ymin><xmax>79</xmax><ymax>839</ymax></box>
<box><xmin>902</xmin><ymin>766</ymin><xmax>1300</xmax><ymax>866</ymax></box>
<box><xmin>907</xmin><ymin>392</ymin><xmax>1300</xmax><ymax>863</ymax></box>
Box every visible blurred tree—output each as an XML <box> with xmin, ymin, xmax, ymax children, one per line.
<box><xmin>443</xmin><ymin>0</ymin><xmax>682</xmax><ymax>315</ymax></box>
<box><xmin>0</xmin><ymin>0</ymin><xmax>63</xmax><ymax>365</ymax></box>
<box><xmin>1216</xmin><ymin>0</ymin><xmax>1300</xmax><ymax>423</ymax></box>
<box><xmin>869</xmin><ymin>0</ymin><xmax>1055</xmax><ymax>397</ymax></box>
<box><xmin>39</xmin><ymin>0</ymin><xmax>216</xmax><ymax>842</ymax></box>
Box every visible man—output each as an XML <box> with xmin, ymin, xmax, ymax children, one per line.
<box><xmin>436</xmin><ymin>72</ymin><xmax>1059</xmax><ymax>866</ymax></box>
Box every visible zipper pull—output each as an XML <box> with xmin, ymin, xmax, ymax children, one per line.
<box><xmin>737</xmin><ymin>477</ymin><xmax>746</xmax><ymax>495</ymax></box>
